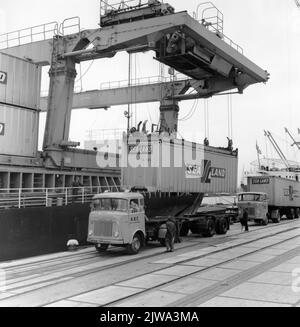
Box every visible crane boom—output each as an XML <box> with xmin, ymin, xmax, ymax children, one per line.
<box><xmin>264</xmin><ymin>130</ymin><xmax>290</xmax><ymax>170</ymax></box>
<box><xmin>285</xmin><ymin>127</ymin><xmax>300</xmax><ymax>150</ymax></box>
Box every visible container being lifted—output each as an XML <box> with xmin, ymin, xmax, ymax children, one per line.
<box><xmin>121</xmin><ymin>133</ymin><xmax>238</xmax><ymax>194</ymax></box>
<box><xmin>122</xmin><ymin>132</ymin><xmax>238</xmax><ymax>236</ymax></box>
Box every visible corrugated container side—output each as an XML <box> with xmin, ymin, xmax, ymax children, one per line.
<box><xmin>274</xmin><ymin>177</ymin><xmax>300</xmax><ymax>207</ymax></box>
<box><xmin>247</xmin><ymin>177</ymin><xmax>275</xmax><ymax>204</ymax></box>
<box><xmin>122</xmin><ymin>139</ymin><xmax>238</xmax><ymax>194</ymax></box>
<box><xmin>0</xmin><ymin>52</ymin><xmax>41</xmax><ymax>109</ymax></box>
<box><xmin>0</xmin><ymin>104</ymin><xmax>39</xmax><ymax>157</ymax></box>
<box><xmin>248</xmin><ymin>176</ymin><xmax>300</xmax><ymax>207</ymax></box>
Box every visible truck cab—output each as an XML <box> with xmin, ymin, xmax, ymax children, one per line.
<box><xmin>87</xmin><ymin>192</ymin><xmax>146</xmax><ymax>254</ymax></box>
<box><xmin>237</xmin><ymin>192</ymin><xmax>269</xmax><ymax>225</ymax></box>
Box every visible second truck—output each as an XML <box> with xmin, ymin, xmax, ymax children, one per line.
<box><xmin>238</xmin><ymin>175</ymin><xmax>300</xmax><ymax>224</ymax></box>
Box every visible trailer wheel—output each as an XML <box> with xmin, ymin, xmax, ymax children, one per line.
<box><xmin>190</xmin><ymin>224</ymin><xmax>201</xmax><ymax>234</ymax></box>
<box><xmin>271</xmin><ymin>210</ymin><xmax>281</xmax><ymax>223</ymax></box>
<box><xmin>203</xmin><ymin>219</ymin><xmax>216</xmax><ymax>237</ymax></box>
<box><xmin>95</xmin><ymin>244</ymin><xmax>109</xmax><ymax>252</ymax></box>
<box><xmin>127</xmin><ymin>233</ymin><xmax>142</xmax><ymax>255</ymax></box>
<box><xmin>295</xmin><ymin>208</ymin><xmax>299</xmax><ymax>219</ymax></box>
<box><xmin>159</xmin><ymin>238</ymin><xmax>166</xmax><ymax>247</ymax></box>
<box><xmin>179</xmin><ymin>222</ymin><xmax>189</xmax><ymax>236</ymax></box>
<box><xmin>216</xmin><ymin>218</ymin><xmax>228</xmax><ymax>235</ymax></box>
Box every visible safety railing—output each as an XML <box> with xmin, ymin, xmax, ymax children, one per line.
<box><xmin>194</xmin><ymin>2</ymin><xmax>224</xmax><ymax>34</ymax></box>
<box><xmin>99</xmin><ymin>74</ymin><xmax>188</xmax><ymax>90</ymax></box>
<box><xmin>221</xmin><ymin>35</ymin><xmax>244</xmax><ymax>55</ymax></box>
<box><xmin>193</xmin><ymin>2</ymin><xmax>244</xmax><ymax>54</ymax></box>
<box><xmin>0</xmin><ymin>17</ymin><xmax>80</xmax><ymax>50</ymax></box>
<box><xmin>0</xmin><ymin>186</ymin><xmax>121</xmax><ymax>210</ymax></box>
<box><xmin>100</xmin><ymin>0</ymin><xmax>147</xmax><ymax>17</ymax></box>
<box><xmin>59</xmin><ymin>17</ymin><xmax>81</xmax><ymax>36</ymax></box>
<box><xmin>0</xmin><ymin>21</ymin><xmax>59</xmax><ymax>49</ymax></box>
<box><xmin>85</xmin><ymin>128</ymin><xmax>125</xmax><ymax>141</ymax></box>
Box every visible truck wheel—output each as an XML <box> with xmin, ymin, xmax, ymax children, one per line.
<box><xmin>216</xmin><ymin>218</ymin><xmax>228</xmax><ymax>235</ymax></box>
<box><xmin>203</xmin><ymin>219</ymin><xmax>216</xmax><ymax>237</ymax></box>
<box><xmin>295</xmin><ymin>208</ymin><xmax>299</xmax><ymax>219</ymax></box>
<box><xmin>127</xmin><ymin>233</ymin><xmax>142</xmax><ymax>255</ymax></box>
<box><xmin>287</xmin><ymin>209</ymin><xmax>295</xmax><ymax>220</ymax></box>
<box><xmin>95</xmin><ymin>244</ymin><xmax>109</xmax><ymax>252</ymax></box>
<box><xmin>262</xmin><ymin>215</ymin><xmax>269</xmax><ymax>226</ymax></box>
<box><xmin>179</xmin><ymin>222</ymin><xmax>189</xmax><ymax>236</ymax></box>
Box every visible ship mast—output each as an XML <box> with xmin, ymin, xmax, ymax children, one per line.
<box><xmin>264</xmin><ymin>130</ymin><xmax>291</xmax><ymax>170</ymax></box>
<box><xmin>285</xmin><ymin>127</ymin><xmax>300</xmax><ymax>150</ymax></box>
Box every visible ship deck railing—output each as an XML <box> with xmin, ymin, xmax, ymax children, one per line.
<box><xmin>0</xmin><ymin>186</ymin><xmax>121</xmax><ymax>210</ymax></box>
<box><xmin>0</xmin><ymin>186</ymin><xmax>197</xmax><ymax>210</ymax></box>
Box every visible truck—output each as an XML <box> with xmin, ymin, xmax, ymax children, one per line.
<box><xmin>87</xmin><ymin>191</ymin><xmax>234</xmax><ymax>254</ymax></box>
<box><xmin>237</xmin><ymin>175</ymin><xmax>300</xmax><ymax>224</ymax></box>
<box><xmin>87</xmin><ymin>133</ymin><xmax>238</xmax><ymax>254</ymax></box>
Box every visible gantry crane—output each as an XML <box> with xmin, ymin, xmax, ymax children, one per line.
<box><xmin>0</xmin><ymin>0</ymin><xmax>269</xmax><ymax>170</ymax></box>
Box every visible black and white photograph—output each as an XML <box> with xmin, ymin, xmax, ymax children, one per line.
<box><xmin>0</xmin><ymin>0</ymin><xmax>300</xmax><ymax>313</ymax></box>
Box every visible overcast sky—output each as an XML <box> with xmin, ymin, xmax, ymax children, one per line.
<box><xmin>1</xmin><ymin>0</ymin><xmax>300</xmax><ymax>183</ymax></box>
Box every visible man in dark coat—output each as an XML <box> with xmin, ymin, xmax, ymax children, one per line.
<box><xmin>165</xmin><ymin>217</ymin><xmax>177</xmax><ymax>252</ymax></box>
<box><xmin>241</xmin><ymin>208</ymin><xmax>249</xmax><ymax>232</ymax></box>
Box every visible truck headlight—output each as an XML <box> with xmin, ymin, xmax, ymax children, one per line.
<box><xmin>88</xmin><ymin>223</ymin><xmax>94</xmax><ymax>236</ymax></box>
<box><xmin>113</xmin><ymin>223</ymin><xmax>119</xmax><ymax>238</ymax></box>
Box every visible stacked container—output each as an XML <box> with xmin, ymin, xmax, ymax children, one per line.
<box><xmin>0</xmin><ymin>52</ymin><xmax>41</xmax><ymax>157</ymax></box>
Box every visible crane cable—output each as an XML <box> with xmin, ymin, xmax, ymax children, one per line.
<box><xmin>134</xmin><ymin>53</ymin><xmax>137</xmax><ymax>127</ymax></box>
<box><xmin>128</xmin><ymin>53</ymin><xmax>133</xmax><ymax>129</ymax></box>
<box><xmin>227</xmin><ymin>94</ymin><xmax>233</xmax><ymax>140</ymax></box>
<box><xmin>204</xmin><ymin>99</ymin><xmax>209</xmax><ymax>139</ymax></box>
<box><xmin>75</xmin><ymin>60</ymin><xmax>95</xmax><ymax>86</ymax></box>
<box><xmin>179</xmin><ymin>99</ymin><xmax>198</xmax><ymax>121</ymax></box>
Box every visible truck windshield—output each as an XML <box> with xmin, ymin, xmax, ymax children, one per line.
<box><xmin>91</xmin><ymin>198</ymin><xmax>128</xmax><ymax>212</ymax></box>
<box><xmin>238</xmin><ymin>194</ymin><xmax>262</xmax><ymax>202</ymax></box>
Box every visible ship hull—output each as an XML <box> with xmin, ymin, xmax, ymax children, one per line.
<box><xmin>0</xmin><ymin>204</ymin><xmax>90</xmax><ymax>261</ymax></box>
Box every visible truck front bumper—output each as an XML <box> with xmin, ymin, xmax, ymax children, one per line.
<box><xmin>87</xmin><ymin>237</ymin><xmax>125</xmax><ymax>245</ymax></box>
